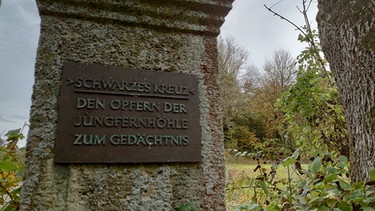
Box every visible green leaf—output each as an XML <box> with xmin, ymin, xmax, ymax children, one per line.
<box><xmin>248</xmin><ymin>179</ymin><xmax>255</xmax><ymax>190</ymax></box>
<box><xmin>5</xmin><ymin>128</ymin><xmax>24</xmax><ymax>142</ymax></box>
<box><xmin>308</xmin><ymin>196</ymin><xmax>323</xmax><ymax>207</ymax></box>
<box><xmin>11</xmin><ymin>186</ymin><xmax>21</xmax><ymax>195</ymax></box>
<box><xmin>259</xmin><ymin>181</ymin><xmax>269</xmax><ymax>194</ymax></box>
<box><xmin>361</xmin><ymin>207</ymin><xmax>375</xmax><ymax>211</ymax></box>
<box><xmin>351</xmin><ymin>190</ymin><xmax>364</xmax><ymax>204</ymax></box>
<box><xmin>234</xmin><ymin>152</ymin><xmax>242</xmax><ymax>157</ymax></box>
<box><xmin>178</xmin><ymin>202</ymin><xmax>197</xmax><ymax>211</ymax></box>
<box><xmin>319</xmin><ymin>205</ymin><xmax>329</xmax><ymax>211</ymax></box>
<box><xmin>298</xmin><ymin>34</ymin><xmax>304</xmax><ymax>41</ymax></box>
<box><xmin>285</xmin><ymin>191</ymin><xmax>293</xmax><ymax>203</ymax></box>
<box><xmin>0</xmin><ymin>160</ymin><xmax>18</xmax><ymax>171</ymax></box>
<box><xmin>235</xmin><ymin>204</ymin><xmax>249</xmax><ymax>211</ymax></box>
<box><xmin>326</xmin><ymin>166</ymin><xmax>337</xmax><ymax>174</ymax></box>
<box><xmin>297</xmin><ymin>180</ymin><xmax>307</xmax><ymax>187</ymax></box>
<box><xmin>248</xmin><ymin>203</ymin><xmax>259</xmax><ymax>210</ymax></box>
<box><xmin>363</xmin><ymin>197</ymin><xmax>375</xmax><ymax>204</ymax></box>
<box><xmin>338</xmin><ymin>179</ymin><xmax>352</xmax><ymax>191</ymax></box>
<box><xmin>324</xmin><ymin>174</ymin><xmax>337</xmax><ymax>183</ymax></box>
<box><xmin>338</xmin><ymin>155</ymin><xmax>348</xmax><ymax>163</ymax></box>
<box><xmin>369</xmin><ymin>168</ymin><xmax>375</xmax><ymax>181</ymax></box>
<box><xmin>240</xmin><ymin>151</ymin><xmax>248</xmax><ymax>157</ymax></box>
<box><xmin>5</xmin><ymin>128</ymin><xmax>21</xmax><ymax>137</ymax></box>
<box><xmin>310</xmin><ymin>157</ymin><xmax>322</xmax><ymax>174</ymax></box>
<box><xmin>282</xmin><ymin>157</ymin><xmax>296</xmax><ymax>167</ymax></box>
<box><xmin>292</xmin><ymin>149</ymin><xmax>300</xmax><ymax>159</ymax></box>
<box><xmin>238</xmin><ymin>179</ymin><xmax>243</xmax><ymax>188</ymax></box>
<box><xmin>337</xmin><ymin>202</ymin><xmax>353</xmax><ymax>211</ymax></box>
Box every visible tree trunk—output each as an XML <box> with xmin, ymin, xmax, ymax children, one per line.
<box><xmin>316</xmin><ymin>1</ymin><xmax>375</xmax><ymax>182</ymax></box>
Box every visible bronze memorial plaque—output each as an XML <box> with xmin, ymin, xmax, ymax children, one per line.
<box><xmin>55</xmin><ymin>63</ymin><xmax>201</xmax><ymax>163</ymax></box>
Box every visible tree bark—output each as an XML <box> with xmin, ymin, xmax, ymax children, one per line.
<box><xmin>317</xmin><ymin>0</ymin><xmax>375</xmax><ymax>182</ymax></box>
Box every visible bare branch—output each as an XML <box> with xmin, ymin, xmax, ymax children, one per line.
<box><xmin>264</xmin><ymin>4</ymin><xmax>308</xmax><ymax>38</ymax></box>
<box><xmin>299</xmin><ymin>1</ymin><xmax>331</xmax><ymax>79</ymax></box>
<box><xmin>269</xmin><ymin>0</ymin><xmax>286</xmax><ymax>9</ymax></box>
<box><xmin>264</xmin><ymin>2</ymin><xmax>331</xmax><ymax>80</ymax></box>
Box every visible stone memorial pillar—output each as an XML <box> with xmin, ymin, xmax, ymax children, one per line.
<box><xmin>21</xmin><ymin>0</ymin><xmax>232</xmax><ymax>210</ymax></box>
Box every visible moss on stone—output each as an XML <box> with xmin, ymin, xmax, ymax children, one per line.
<box><xmin>318</xmin><ymin>0</ymin><xmax>374</xmax><ymax>25</ymax></box>
<box><xmin>361</xmin><ymin>29</ymin><xmax>375</xmax><ymax>51</ymax></box>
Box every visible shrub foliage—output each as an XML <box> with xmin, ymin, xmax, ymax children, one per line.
<box><xmin>0</xmin><ymin>128</ymin><xmax>25</xmax><ymax>210</ymax></box>
<box><xmin>226</xmin><ymin>151</ymin><xmax>375</xmax><ymax>210</ymax></box>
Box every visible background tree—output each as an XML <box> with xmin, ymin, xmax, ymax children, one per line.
<box><xmin>240</xmin><ymin>64</ymin><xmax>262</xmax><ymax>97</ymax></box>
<box><xmin>317</xmin><ymin>0</ymin><xmax>375</xmax><ymax>182</ymax></box>
<box><xmin>218</xmin><ymin>36</ymin><xmax>248</xmax><ymax>123</ymax></box>
<box><xmin>218</xmin><ymin>36</ymin><xmax>268</xmax><ymax>151</ymax></box>
<box><xmin>263</xmin><ymin>49</ymin><xmax>297</xmax><ymax>94</ymax></box>
<box><xmin>218</xmin><ymin>36</ymin><xmax>252</xmax><ymax>148</ymax></box>
<box><xmin>248</xmin><ymin>49</ymin><xmax>297</xmax><ymax>144</ymax></box>
<box><xmin>218</xmin><ymin>36</ymin><xmax>299</xmax><ymax>155</ymax></box>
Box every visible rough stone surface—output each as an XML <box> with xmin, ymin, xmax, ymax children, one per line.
<box><xmin>21</xmin><ymin>0</ymin><xmax>232</xmax><ymax>210</ymax></box>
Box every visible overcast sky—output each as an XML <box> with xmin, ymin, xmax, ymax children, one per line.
<box><xmin>0</xmin><ymin>0</ymin><xmax>318</xmax><ymax>145</ymax></box>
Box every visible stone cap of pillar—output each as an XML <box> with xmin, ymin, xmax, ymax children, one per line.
<box><xmin>36</xmin><ymin>0</ymin><xmax>233</xmax><ymax>36</ymax></box>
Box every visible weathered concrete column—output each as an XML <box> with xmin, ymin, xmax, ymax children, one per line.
<box><xmin>21</xmin><ymin>0</ymin><xmax>232</xmax><ymax>210</ymax></box>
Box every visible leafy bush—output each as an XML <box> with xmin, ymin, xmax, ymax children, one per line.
<box><xmin>0</xmin><ymin>128</ymin><xmax>25</xmax><ymax>210</ymax></box>
<box><xmin>275</xmin><ymin>28</ymin><xmax>349</xmax><ymax>158</ymax></box>
<box><xmin>227</xmin><ymin>150</ymin><xmax>375</xmax><ymax>210</ymax></box>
